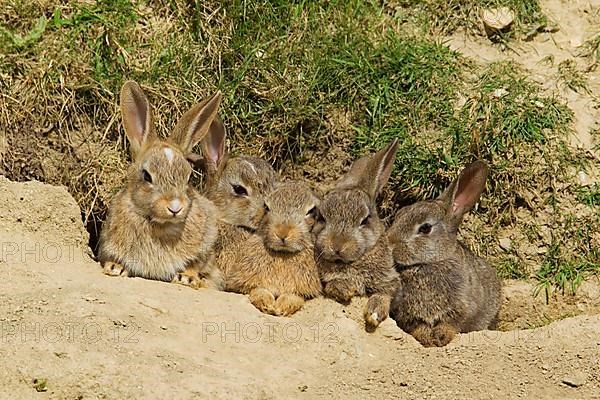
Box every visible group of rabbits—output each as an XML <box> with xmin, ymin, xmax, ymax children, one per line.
<box><xmin>98</xmin><ymin>81</ymin><xmax>502</xmax><ymax>347</ymax></box>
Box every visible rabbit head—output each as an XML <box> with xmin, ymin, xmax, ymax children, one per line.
<box><xmin>258</xmin><ymin>181</ymin><xmax>320</xmax><ymax>253</ymax></box>
<box><xmin>315</xmin><ymin>139</ymin><xmax>399</xmax><ymax>263</ymax></box>
<box><xmin>200</xmin><ymin>122</ymin><xmax>278</xmax><ymax>231</ymax></box>
<box><xmin>387</xmin><ymin>160</ymin><xmax>489</xmax><ymax>266</ymax></box>
<box><xmin>120</xmin><ymin>81</ymin><xmax>222</xmax><ymax>225</ymax></box>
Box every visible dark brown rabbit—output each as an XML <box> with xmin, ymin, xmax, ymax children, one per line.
<box><xmin>388</xmin><ymin>160</ymin><xmax>502</xmax><ymax>347</ymax></box>
<box><xmin>315</xmin><ymin>140</ymin><xmax>400</xmax><ymax>332</ymax></box>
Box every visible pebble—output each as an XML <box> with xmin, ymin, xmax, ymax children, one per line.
<box><xmin>499</xmin><ymin>237</ymin><xmax>512</xmax><ymax>251</ymax></box>
<box><xmin>562</xmin><ymin>373</ymin><xmax>587</xmax><ymax>388</ymax></box>
<box><xmin>481</xmin><ymin>7</ymin><xmax>515</xmax><ymax>37</ymax></box>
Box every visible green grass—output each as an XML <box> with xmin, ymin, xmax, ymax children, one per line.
<box><xmin>557</xmin><ymin>59</ymin><xmax>588</xmax><ymax>93</ymax></box>
<box><xmin>0</xmin><ymin>0</ymin><xmax>597</xmax><ymax>294</ymax></box>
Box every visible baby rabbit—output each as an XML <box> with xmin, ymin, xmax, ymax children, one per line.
<box><xmin>315</xmin><ymin>140</ymin><xmax>400</xmax><ymax>332</ymax></box>
<box><xmin>197</xmin><ymin>121</ymin><xmax>279</xmax><ymax>277</ymax></box>
<box><xmin>226</xmin><ymin>181</ymin><xmax>322</xmax><ymax>316</ymax></box>
<box><xmin>388</xmin><ymin>160</ymin><xmax>502</xmax><ymax>347</ymax></box>
<box><xmin>98</xmin><ymin>81</ymin><xmax>222</xmax><ymax>289</ymax></box>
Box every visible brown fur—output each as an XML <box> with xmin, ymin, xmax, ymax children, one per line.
<box><xmin>98</xmin><ymin>81</ymin><xmax>222</xmax><ymax>289</ymax></box>
<box><xmin>197</xmin><ymin>123</ymin><xmax>279</xmax><ymax>278</ymax></box>
<box><xmin>226</xmin><ymin>182</ymin><xmax>322</xmax><ymax>316</ymax></box>
<box><xmin>388</xmin><ymin>161</ymin><xmax>502</xmax><ymax>347</ymax></box>
<box><xmin>315</xmin><ymin>140</ymin><xmax>400</xmax><ymax>331</ymax></box>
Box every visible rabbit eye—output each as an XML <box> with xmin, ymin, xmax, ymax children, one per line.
<box><xmin>418</xmin><ymin>223</ymin><xmax>432</xmax><ymax>235</ymax></box>
<box><xmin>307</xmin><ymin>206</ymin><xmax>317</xmax><ymax>217</ymax></box>
<box><xmin>263</xmin><ymin>203</ymin><xmax>270</xmax><ymax>213</ymax></box>
<box><xmin>232</xmin><ymin>184</ymin><xmax>248</xmax><ymax>196</ymax></box>
<box><xmin>360</xmin><ymin>215</ymin><xmax>371</xmax><ymax>226</ymax></box>
<box><xmin>142</xmin><ymin>169</ymin><xmax>153</xmax><ymax>184</ymax></box>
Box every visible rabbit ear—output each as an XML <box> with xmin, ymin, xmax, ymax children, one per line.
<box><xmin>201</xmin><ymin>115</ymin><xmax>227</xmax><ymax>174</ymax></box>
<box><xmin>169</xmin><ymin>91</ymin><xmax>223</xmax><ymax>154</ymax></box>
<box><xmin>439</xmin><ymin>160</ymin><xmax>489</xmax><ymax>224</ymax></box>
<box><xmin>336</xmin><ymin>139</ymin><xmax>399</xmax><ymax>200</ymax></box>
<box><xmin>120</xmin><ymin>81</ymin><xmax>156</xmax><ymax>160</ymax></box>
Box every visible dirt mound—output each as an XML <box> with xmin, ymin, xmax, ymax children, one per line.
<box><xmin>0</xmin><ymin>177</ymin><xmax>598</xmax><ymax>399</ymax></box>
<box><xmin>0</xmin><ymin>176</ymin><xmax>89</xmax><ymax>249</ymax></box>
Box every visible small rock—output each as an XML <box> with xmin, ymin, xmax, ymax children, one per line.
<box><xmin>160</xmin><ymin>325</ymin><xmax>168</xmax><ymax>331</ymax></box>
<box><xmin>562</xmin><ymin>373</ymin><xmax>587</xmax><ymax>387</ymax></box>
<box><xmin>492</xmin><ymin>88</ymin><xmax>509</xmax><ymax>98</ymax></box>
<box><xmin>499</xmin><ymin>237</ymin><xmax>512</xmax><ymax>251</ymax></box>
<box><xmin>482</xmin><ymin>7</ymin><xmax>515</xmax><ymax>37</ymax></box>
<box><xmin>577</xmin><ymin>171</ymin><xmax>591</xmax><ymax>186</ymax></box>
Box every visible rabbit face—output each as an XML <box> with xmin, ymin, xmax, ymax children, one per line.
<box><xmin>387</xmin><ymin>200</ymin><xmax>457</xmax><ymax>266</ymax></box>
<box><xmin>388</xmin><ymin>160</ymin><xmax>490</xmax><ymax>267</ymax></box>
<box><xmin>259</xmin><ymin>182</ymin><xmax>319</xmax><ymax>253</ymax></box>
<box><xmin>208</xmin><ymin>157</ymin><xmax>277</xmax><ymax>230</ymax></box>
<box><xmin>128</xmin><ymin>144</ymin><xmax>193</xmax><ymax>224</ymax></box>
<box><xmin>314</xmin><ymin>188</ymin><xmax>385</xmax><ymax>263</ymax></box>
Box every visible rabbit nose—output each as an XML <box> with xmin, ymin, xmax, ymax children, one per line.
<box><xmin>275</xmin><ymin>225</ymin><xmax>291</xmax><ymax>242</ymax></box>
<box><xmin>331</xmin><ymin>237</ymin><xmax>345</xmax><ymax>255</ymax></box>
<box><xmin>168</xmin><ymin>199</ymin><xmax>183</xmax><ymax>215</ymax></box>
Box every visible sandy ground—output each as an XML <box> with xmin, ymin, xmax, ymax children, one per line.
<box><xmin>0</xmin><ymin>177</ymin><xmax>599</xmax><ymax>399</ymax></box>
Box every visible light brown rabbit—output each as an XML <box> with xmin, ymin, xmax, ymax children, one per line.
<box><xmin>226</xmin><ymin>181</ymin><xmax>322</xmax><ymax>316</ymax></box>
<box><xmin>196</xmin><ymin>121</ymin><xmax>279</xmax><ymax>277</ymax></box>
<box><xmin>98</xmin><ymin>81</ymin><xmax>222</xmax><ymax>289</ymax></box>
<box><xmin>315</xmin><ymin>140</ymin><xmax>400</xmax><ymax>332</ymax></box>
<box><xmin>388</xmin><ymin>160</ymin><xmax>502</xmax><ymax>347</ymax></box>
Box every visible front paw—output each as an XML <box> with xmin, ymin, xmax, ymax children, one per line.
<box><xmin>364</xmin><ymin>293</ymin><xmax>390</xmax><ymax>333</ymax></box>
<box><xmin>171</xmin><ymin>271</ymin><xmax>208</xmax><ymax>289</ymax></box>
<box><xmin>323</xmin><ymin>281</ymin><xmax>356</xmax><ymax>304</ymax></box>
<box><xmin>249</xmin><ymin>288</ymin><xmax>276</xmax><ymax>315</ymax></box>
<box><xmin>274</xmin><ymin>294</ymin><xmax>305</xmax><ymax>316</ymax></box>
<box><xmin>102</xmin><ymin>261</ymin><xmax>129</xmax><ymax>277</ymax></box>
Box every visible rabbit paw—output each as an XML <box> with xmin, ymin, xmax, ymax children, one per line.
<box><xmin>249</xmin><ymin>288</ymin><xmax>276</xmax><ymax>315</ymax></box>
<box><xmin>411</xmin><ymin>323</ymin><xmax>457</xmax><ymax>347</ymax></box>
<box><xmin>323</xmin><ymin>280</ymin><xmax>357</xmax><ymax>304</ymax></box>
<box><xmin>274</xmin><ymin>294</ymin><xmax>305</xmax><ymax>316</ymax></box>
<box><xmin>364</xmin><ymin>293</ymin><xmax>391</xmax><ymax>333</ymax></box>
<box><xmin>102</xmin><ymin>261</ymin><xmax>129</xmax><ymax>277</ymax></box>
<box><xmin>171</xmin><ymin>271</ymin><xmax>209</xmax><ymax>289</ymax></box>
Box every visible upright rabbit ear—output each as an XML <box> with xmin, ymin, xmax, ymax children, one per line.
<box><xmin>169</xmin><ymin>91</ymin><xmax>222</xmax><ymax>155</ymax></box>
<box><xmin>201</xmin><ymin>115</ymin><xmax>227</xmax><ymax>175</ymax></box>
<box><xmin>439</xmin><ymin>160</ymin><xmax>489</xmax><ymax>225</ymax></box>
<box><xmin>335</xmin><ymin>139</ymin><xmax>399</xmax><ymax>201</ymax></box>
<box><xmin>120</xmin><ymin>81</ymin><xmax>156</xmax><ymax>160</ymax></box>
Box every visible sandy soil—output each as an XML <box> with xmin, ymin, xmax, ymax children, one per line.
<box><xmin>1</xmin><ymin>175</ymin><xmax>599</xmax><ymax>399</ymax></box>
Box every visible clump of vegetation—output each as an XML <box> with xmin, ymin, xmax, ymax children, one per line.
<box><xmin>557</xmin><ymin>59</ymin><xmax>588</xmax><ymax>93</ymax></box>
<box><xmin>0</xmin><ymin>0</ymin><xmax>597</xmax><ymax>294</ymax></box>
<box><xmin>393</xmin><ymin>0</ymin><xmax>548</xmax><ymax>37</ymax></box>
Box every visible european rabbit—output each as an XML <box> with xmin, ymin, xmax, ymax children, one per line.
<box><xmin>197</xmin><ymin>121</ymin><xmax>279</xmax><ymax>278</ymax></box>
<box><xmin>315</xmin><ymin>140</ymin><xmax>400</xmax><ymax>332</ymax></box>
<box><xmin>227</xmin><ymin>181</ymin><xmax>322</xmax><ymax>316</ymax></box>
<box><xmin>98</xmin><ymin>81</ymin><xmax>222</xmax><ymax>289</ymax></box>
<box><xmin>388</xmin><ymin>160</ymin><xmax>502</xmax><ymax>347</ymax></box>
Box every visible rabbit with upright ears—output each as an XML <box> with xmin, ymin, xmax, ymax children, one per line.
<box><xmin>388</xmin><ymin>160</ymin><xmax>502</xmax><ymax>347</ymax></box>
<box><xmin>197</xmin><ymin>120</ymin><xmax>279</xmax><ymax>277</ymax></box>
<box><xmin>98</xmin><ymin>81</ymin><xmax>222</xmax><ymax>289</ymax></box>
<box><xmin>226</xmin><ymin>181</ymin><xmax>322</xmax><ymax>316</ymax></box>
<box><xmin>315</xmin><ymin>139</ymin><xmax>400</xmax><ymax>332</ymax></box>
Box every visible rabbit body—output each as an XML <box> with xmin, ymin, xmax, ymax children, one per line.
<box><xmin>388</xmin><ymin>161</ymin><xmax>502</xmax><ymax>347</ymax></box>
<box><xmin>227</xmin><ymin>182</ymin><xmax>322</xmax><ymax>316</ymax></box>
<box><xmin>314</xmin><ymin>141</ymin><xmax>400</xmax><ymax>331</ymax></box>
<box><xmin>98</xmin><ymin>81</ymin><xmax>223</xmax><ymax>289</ymax></box>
